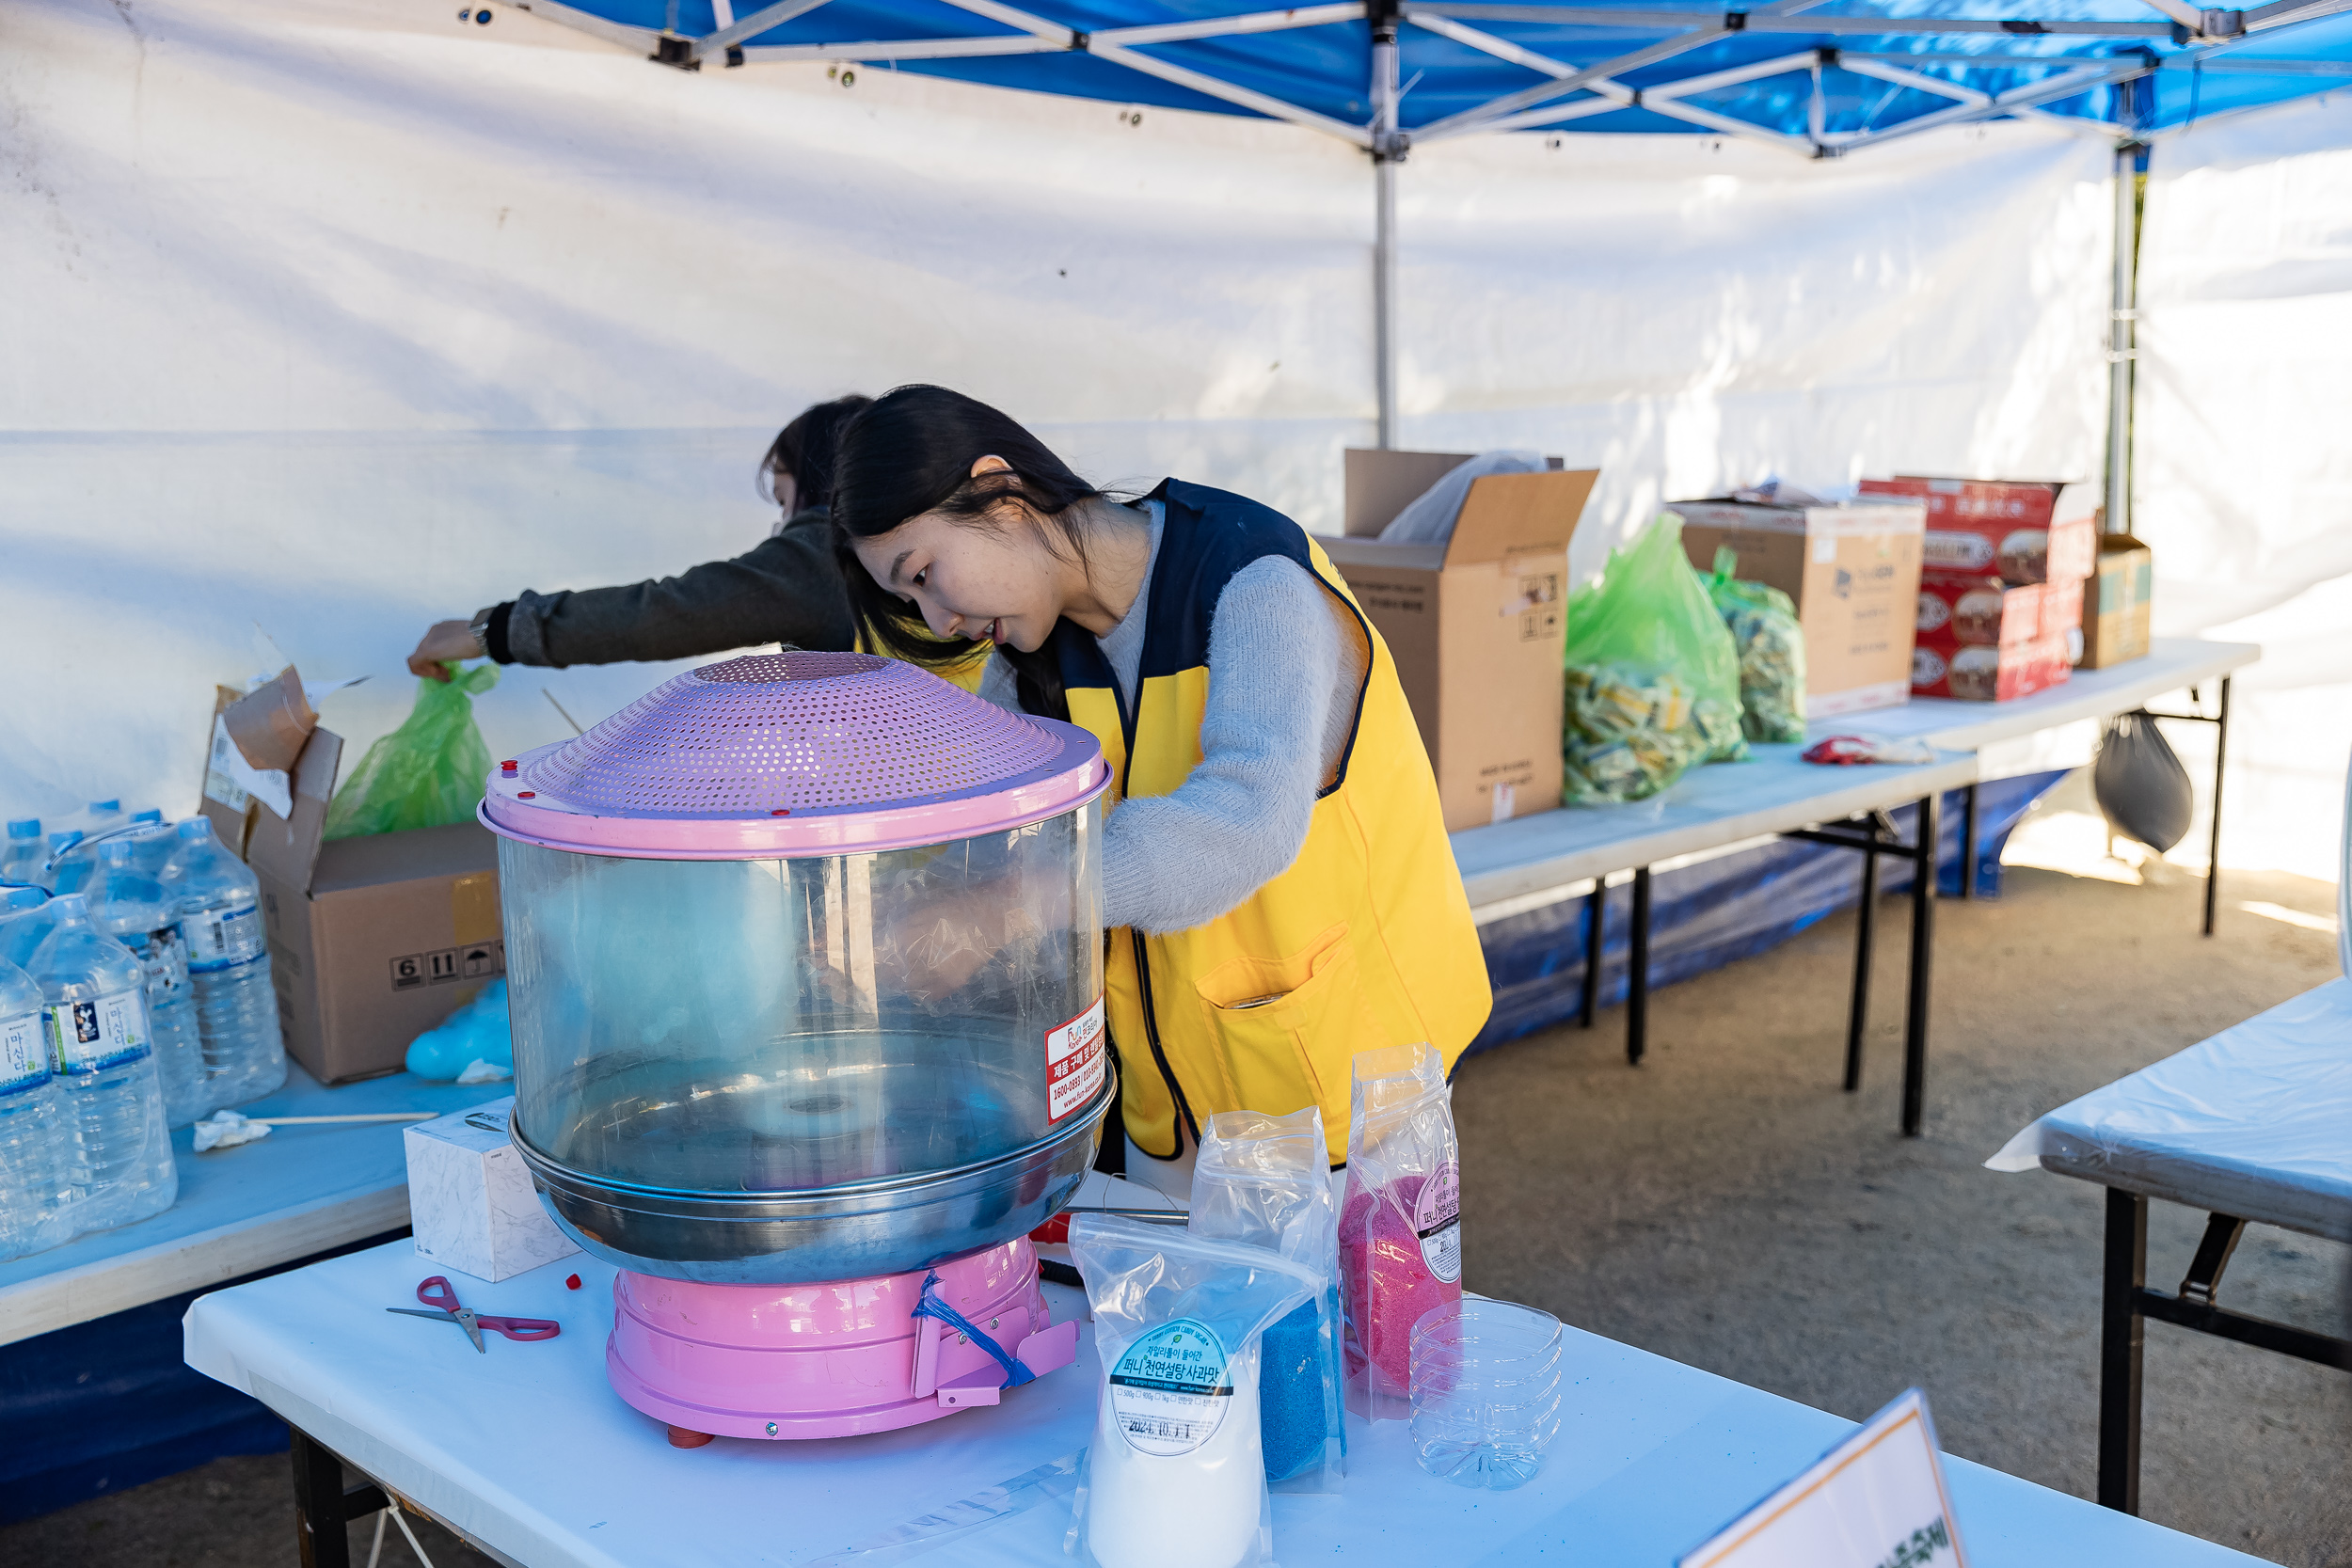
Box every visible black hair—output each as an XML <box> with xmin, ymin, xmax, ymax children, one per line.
<box><xmin>758</xmin><ymin>394</ymin><xmax>873</xmax><ymax>512</ymax></box>
<box><xmin>830</xmin><ymin>385</ymin><xmax>1115</xmax><ymax>717</ymax></box>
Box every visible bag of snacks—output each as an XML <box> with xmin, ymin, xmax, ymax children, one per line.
<box><xmin>1704</xmin><ymin>546</ymin><xmax>1807</xmax><ymax>744</ymax></box>
<box><xmin>1188</xmin><ymin>1107</ymin><xmax>1344</xmax><ymax>1492</ymax></box>
<box><xmin>1561</xmin><ymin>515</ymin><xmax>1745</xmax><ymax>803</ymax></box>
<box><xmin>1339</xmin><ymin>1042</ymin><xmax>1460</xmax><ymax>1421</ymax></box>
<box><xmin>1065</xmin><ymin>1217</ymin><xmax>1319</xmax><ymax>1568</ymax></box>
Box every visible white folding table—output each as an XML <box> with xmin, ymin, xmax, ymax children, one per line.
<box><xmin>0</xmin><ymin>1062</ymin><xmax>506</xmax><ymax>1345</ymax></box>
<box><xmin>1989</xmin><ymin>977</ymin><xmax>2352</xmax><ymax>1514</ymax></box>
<box><xmin>183</xmin><ymin>1239</ymin><xmax>2273</xmax><ymax>1568</ymax></box>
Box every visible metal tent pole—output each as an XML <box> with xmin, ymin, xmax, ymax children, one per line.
<box><xmin>2106</xmin><ymin>141</ymin><xmax>2138</xmax><ymax>535</ymax></box>
<box><xmin>1371</xmin><ymin>3</ymin><xmax>1402</xmax><ymax>449</ymax></box>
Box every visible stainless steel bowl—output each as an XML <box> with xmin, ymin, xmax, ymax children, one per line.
<box><xmin>513</xmin><ymin>1082</ymin><xmax>1112</xmax><ymax>1283</ymax></box>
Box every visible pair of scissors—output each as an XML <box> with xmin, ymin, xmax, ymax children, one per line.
<box><xmin>386</xmin><ymin>1276</ymin><xmax>562</xmax><ymax>1354</ymax></box>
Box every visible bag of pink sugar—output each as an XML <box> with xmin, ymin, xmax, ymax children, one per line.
<box><xmin>1338</xmin><ymin>1041</ymin><xmax>1461</xmax><ymax>1420</ymax></box>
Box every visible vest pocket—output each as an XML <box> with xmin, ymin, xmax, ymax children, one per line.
<box><xmin>1192</xmin><ymin>924</ymin><xmax>1388</xmax><ymax>1147</ymax></box>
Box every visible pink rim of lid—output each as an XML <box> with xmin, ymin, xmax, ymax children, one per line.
<box><xmin>479</xmin><ymin>652</ymin><xmax>1109</xmax><ymax>860</ymax></box>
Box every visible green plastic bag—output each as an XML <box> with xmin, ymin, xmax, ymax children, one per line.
<box><xmin>324</xmin><ymin>663</ymin><xmax>499</xmax><ymax>840</ymax></box>
<box><xmin>1561</xmin><ymin>515</ymin><xmax>1745</xmax><ymax>804</ymax></box>
<box><xmin>1705</xmin><ymin>546</ymin><xmax>1808</xmax><ymax>745</ymax></box>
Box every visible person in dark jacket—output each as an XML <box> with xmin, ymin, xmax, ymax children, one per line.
<box><xmin>405</xmin><ymin>396</ymin><xmax>868</xmax><ymax>680</ymax></box>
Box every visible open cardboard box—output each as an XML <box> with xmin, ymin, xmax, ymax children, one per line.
<box><xmin>199</xmin><ymin>689</ymin><xmax>504</xmax><ymax>1085</ymax></box>
<box><xmin>1317</xmin><ymin>451</ymin><xmax>1597</xmax><ymax>832</ymax></box>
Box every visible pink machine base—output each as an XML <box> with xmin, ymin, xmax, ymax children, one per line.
<box><xmin>606</xmin><ymin>1237</ymin><xmax>1079</xmax><ymax>1443</ymax></box>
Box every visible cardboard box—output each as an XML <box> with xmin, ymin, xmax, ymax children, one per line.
<box><xmin>2040</xmin><ymin>574</ymin><xmax>2085</xmax><ymax>665</ymax></box>
<box><xmin>405</xmin><ymin>1098</ymin><xmax>579</xmax><ymax>1283</ymax></box>
<box><xmin>1667</xmin><ymin>499</ymin><xmax>1926</xmax><ymax>718</ymax></box>
<box><xmin>1912</xmin><ymin>631</ymin><xmax>2073</xmax><ymax>702</ymax></box>
<box><xmin>2079</xmin><ymin>533</ymin><xmax>2153</xmax><ymax>670</ymax></box>
<box><xmin>1857</xmin><ymin>477</ymin><xmax>2097</xmax><ymax>585</ymax></box>
<box><xmin>1319</xmin><ymin>451</ymin><xmax>1597</xmax><ymax>832</ymax></box>
<box><xmin>1917</xmin><ymin>570</ymin><xmax>2042</xmax><ymax>648</ymax></box>
<box><xmin>199</xmin><ymin>708</ymin><xmax>506</xmax><ymax>1085</ymax></box>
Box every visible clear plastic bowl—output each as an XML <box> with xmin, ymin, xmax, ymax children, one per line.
<box><xmin>1408</xmin><ymin>1299</ymin><xmax>1565</xmax><ymax>1490</ymax></box>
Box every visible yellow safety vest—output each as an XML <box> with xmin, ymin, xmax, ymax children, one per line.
<box><xmin>1057</xmin><ymin>481</ymin><xmax>1491</xmax><ymax>1167</ymax></box>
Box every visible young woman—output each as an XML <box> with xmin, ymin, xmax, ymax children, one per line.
<box><xmin>405</xmin><ymin>396</ymin><xmax>870</xmax><ymax>678</ymax></box>
<box><xmin>830</xmin><ymin>386</ymin><xmax>1489</xmax><ymax>1189</ymax></box>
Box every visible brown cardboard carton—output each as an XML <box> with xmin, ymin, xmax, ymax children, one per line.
<box><xmin>1667</xmin><ymin>499</ymin><xmax>1926</xmax><ymax>718</ymax></box>
<box><xmin>2079</xmin><ymin>533</ymin><xmax>2153</xmax><ymax>670</ymax></box>
<box><xmin>217</xmin><ymin>715</ymin><xmax>505</xmax><ymax>1084</ymax></box>
<box><xmin>1318</xmin><ymin>451</ymin><xmax>1598</xmax><ymax>832</ymax></box>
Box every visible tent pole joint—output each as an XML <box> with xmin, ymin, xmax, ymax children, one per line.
<box><xmin>652</xmin><ymin>32</ymin><xmax>704</xmax><ymax>68</ymax></box>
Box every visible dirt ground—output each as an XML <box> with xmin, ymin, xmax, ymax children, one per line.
<box><xmin>4</xmin><ymin>848</ymin><xmax>2344</xmax><ymax>1567</ymax></box>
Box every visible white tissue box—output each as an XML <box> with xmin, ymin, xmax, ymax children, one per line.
<box><xmin>404</xmin><ymin>1097</ymin><xmax>579</xmax><ymax>1283</ymax></box>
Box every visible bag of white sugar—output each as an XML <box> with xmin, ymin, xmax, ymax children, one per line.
<box><xmin>1066</xmin><ymin>1216</ymin><xmax>1320</xmax><ymax>1568</ymax></box>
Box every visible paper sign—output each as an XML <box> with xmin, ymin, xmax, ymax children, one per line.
<box><xmin>1678</xmin><ymin>1389</ymin><xmax>1967</xmax><ymax>1568</ymax></box>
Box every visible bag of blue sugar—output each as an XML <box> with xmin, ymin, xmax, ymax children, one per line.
<box><xmin>1186</xmin><ymin>1107</ymin><xmax>1346</xmax><ymax>1493</ymax></box>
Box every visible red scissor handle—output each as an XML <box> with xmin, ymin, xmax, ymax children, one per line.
<box><xmin>416</xmin><ymin>1276</ymin><xmax>561</xmax><ymax>1340</ymax></box>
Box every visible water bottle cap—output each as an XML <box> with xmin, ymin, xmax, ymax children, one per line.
<box><xmin>0</xmin><ymin>886</ymin><xmax>44</xmax><ymax>913</ymax></box>
<box><xmin>47</xmin><ymin>830</ymin><xmax>84</xmax><ymax>851</ymax></box>
<box><xmin>6</xmin><ymin>819</ymin><xmax>37</xmax><ymax>840</ymax></box>
<box><xmin>87</xmin><ymin>800</ymin><xmax>121</xmax><ymax>813</ymax></box>
<box><xmin>177</xmin><ymin>818</ymin><xmax>215</xmax><ymax>840</ymax></box>
<box><xmin>131</xmin><ymin>809</ymin><xmax>164</xmax><ymax>825</ymax></box>
<box><xmin>48</xmin><ymin>894</ymin><xmax>87</xmax><ymax>917</ymax></box>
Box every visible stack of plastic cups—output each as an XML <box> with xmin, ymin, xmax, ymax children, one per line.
<box><xmin>1406</xmin><ymin>1300</ymin><xmax>1564</xmax><ymax>1491</ymax></box>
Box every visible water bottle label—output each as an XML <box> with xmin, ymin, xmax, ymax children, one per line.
<box><xmin>185</xmin><ymin>901</ymin><xmax>264</xmax><ymax>973</ymax></box>
<box><xmin>0</xmin><ymin>1011</ymin><xmax>47</xmax><ymax>1097</ymax></box>
<box><xmin>45</xmin><ymin>989</ymin><xmax>151</xmax><ymax>1075</ymax></box>
<box><xmin>132</xmin><ymin>926</ymin><xmax>189</xmax><ymax>999</ymax></box>
<box><xmin>1108</xmin><ymin>1319</ymin><xmax>1232</xmax><ymax>1457</ymax></box>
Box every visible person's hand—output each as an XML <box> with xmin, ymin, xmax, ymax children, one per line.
<box><xmin>408</xmin><ymin>619</ymin><xmax>484</xmax><ymax>681</ymax></box>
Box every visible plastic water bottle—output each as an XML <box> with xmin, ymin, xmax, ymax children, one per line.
<box><xmin>40</xmin><ymin>831</ymin><xmax>86</xmax><ymax>894</ymax></box>
<box><xmin>27</xmin><ymin>895</ymin><xmax>178</xmax><ymax>1231</ymax></box>
<box><xmin>2</xmin><ymin>820</ymin><xmax>43</xmax><ymax>887</ymax></box>
<box><xmin>0</xmin><ymin>886</ymin><xmax>56</xmax><ymax>969</ymax></box>
<box><xmin>88</xmin><ymin>842</ymin><xmax>209</xmax><ymax>1128</ymax></box>
<box><xmin>0</xmin><ymin>953</ymin><xmax>76</xmax><ymax>1261</ymax></box>
<box><xmin>165</xmin><ymin>819</ymin><xmax>287</xmax><ymax>1106</ymax></box>
<box><xmin>66</xmin><ymin>800</ymin><xmax>126</xmax><ymax>841</ymax></box>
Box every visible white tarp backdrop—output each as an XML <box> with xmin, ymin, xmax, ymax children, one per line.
<box><xmin>8</xmin><ymin>0</ymin><xmax>2122</xmax><ymax>843</ymax></box>
<box><xmin>2136</xmin><ymin>95</ymin><xmax>2352</xmax><ymax>885</ymax></box>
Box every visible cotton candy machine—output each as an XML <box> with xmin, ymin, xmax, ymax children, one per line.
<box><xmin>481</xmin><ymin>651</ymin><xmax>1112</xmax><ymax>1440</ymax></box>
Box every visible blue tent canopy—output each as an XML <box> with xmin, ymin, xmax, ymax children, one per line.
<box><xmin>518</xmin><ymin>0</ymin><xmax>2352</xmax><ymax>151</ymax></box>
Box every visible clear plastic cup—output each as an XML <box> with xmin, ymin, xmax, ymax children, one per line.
<box><xmin>1408</xmin><ymin>1299</ymin><xmax>1564</xmax><ymax>1490</ymax></box>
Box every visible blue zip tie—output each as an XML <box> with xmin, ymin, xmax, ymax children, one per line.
<box><xmin>912</xmin><ymin>1271</ymin><xmax>1035</xmax><ymax>1387</ymax></box>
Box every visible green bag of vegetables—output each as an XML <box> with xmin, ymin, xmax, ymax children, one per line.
<box><xmin>1561</xmin><ymin>515</ymin><xmax>1745</xmax><ymax>804</ymax></box>
<box><xmin>324</xmin><ymin>663</ymin><xmax>499</xmax><ymax>840</ymax></box>
<box><xmin>1705</xmin><ymin>546</ymin><xmax>1808</xmax><ymax>745</ymax></box>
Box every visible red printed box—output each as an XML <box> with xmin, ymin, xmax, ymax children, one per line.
<box><xmin>1918</xmin><ymin>570</ymin><xmax>2042</xmax><ymax>648</ymax></box>
<box><xmin>1912</xmin><ymin>631</ymin><xmax>2074</xmax><ymax>702</ymax></box>
<box><xmin>1859</xmin><ymin>477</ymin><xmax>2097</xmax><ymax>585</ymax></box>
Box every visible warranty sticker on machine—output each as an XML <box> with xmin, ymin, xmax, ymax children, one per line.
<box><xmin>1046</xmin><ymin>996</ymin><xmax>1107</xmax><ymax>1123</ymax></box>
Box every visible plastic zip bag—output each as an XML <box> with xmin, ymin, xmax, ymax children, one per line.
<box><xmin>324</xmin><ymin>663</ymin><xmax>499</xmax><ymax>841</ymax></box>
<box><xmin>2092</xmin><ymin>709</ymin><xmax>2193</xmax><ymax>853</ymax></box>
<box><xmin>1339</xmin><ymin>1042</ymin><xmax>1461</xmax><ymax>1421</ymax></box>
<box><xmin>1188</xmin><ymin>1107</ymin><xmax>1345</xmax><ymax>1493</ymax></box>
<box><xmin>1704</xmin><ymin>546</ymin><xmax>1808</xmax><ymax>744</ymax></box>
<box><xmin>1561</xmin><ymin>515</ymin><xmax>1746</xmax><ymax>803</ymax></box>
<box><xmin>1066</xmin><ymin>1216</ymin><xmax>1319</xmax><ymax>1568</ymax></box>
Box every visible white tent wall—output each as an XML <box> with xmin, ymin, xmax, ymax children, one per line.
<box><xmin>2135</xmin><ymin>96</ymin><xmax>2352</xmax><ymax>885</ymax></box>
<box><xmin>4</xmin><ymin>0</ymin><xmax>2112</xmax><ymax>825</ymax></box>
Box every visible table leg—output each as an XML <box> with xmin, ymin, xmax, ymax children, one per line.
<box><xmin>1628</xmin><ymin>867</ymin><xmax>1651</xmax><ymax>1067</ymax></box>
<box><xmin>2203</xmin><ymin>675</ymin><xmax>2231</xmax><ymax>937</ymax></box>
<box><xmin>1900</xmin><ymin>793</ymin><xmax>1938</xmax><ymax>1138</ymax></box>
<box><xmin>1580</xmin><ymin>879</ymin><xmax>1604</xmax><ymax>1030</ymax></box>
<box><xmin>1845</xmin><ymin>837</ymin><xmax>1878</xmax><ymax>1093</ymax></box>
<box><xmin>2099</xmin><ymin>1188</ymin><xmax>2148</xmax><ymax>1515</ymax></box>
<box><xmin>291</xmin><ymin>1426</ymin><xmax>389</xmax><ymax>1568</ymax></box>
<box><xmin>1959</xmin><ymin>782</ymin><xmax>1979</xmax><ymax>900</ymax></box>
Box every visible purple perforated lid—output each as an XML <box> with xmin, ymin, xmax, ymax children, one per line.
<box><xmin>481</xmin><ymin>652</ymin><xmax>1107</xmax><ymax>860</ymax></box>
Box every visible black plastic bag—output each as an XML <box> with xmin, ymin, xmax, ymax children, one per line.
<box><xmin>2093</xmin><ymin>710</ymin><xmax>2194</xmax><ymax>853</ymax></box>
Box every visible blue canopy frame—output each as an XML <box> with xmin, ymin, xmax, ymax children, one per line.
<box><xmin>509</xmin><ymin>0</ymin><xmax>2352</xmax><ymax>488</ymax></box>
